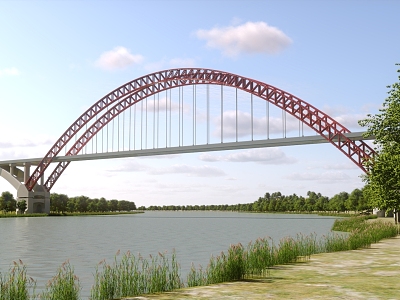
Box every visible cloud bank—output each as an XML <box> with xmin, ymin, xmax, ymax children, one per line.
<box><xmin>285</xmin><ymin>171</ymin><xmax>350</xmax><ymax>182</ymax></box>
<box><xmin>108</xmin><ymin>160</ymin><xmax>226</xmax><ymax>177</ymax></box>
<box><xmin>95</xmin><ymin>47</ymin><xmax>144</xmax><ymax>70</ymax></box>
<box><xmin>196</xmin><ymin>21</ymin><xmax>292</xmax><ymax>57</ymax></box>
<box><xmin>213</xmin><ymin>110</ymin><xmax>300</xmax><ymax>138</ymax></box>
<box><xmin>199</xmin><ymin>148</ymin><xmax>297</xmax><ymax>165</ymax></box>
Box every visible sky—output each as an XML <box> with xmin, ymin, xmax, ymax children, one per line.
<box><xmin>0</xmin><ymin>0</ymin><xmax>399</xmax><ymax>207</ymax></box>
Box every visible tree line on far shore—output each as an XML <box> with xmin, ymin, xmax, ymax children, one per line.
<box><xmin>1</xmin><ymin>187</ymin><xmax>367</xmax><ymax>215</ymax></box>
<box><xmin>0</xmin><ymin>192</ymin><xmax>136</xmax><ymax>214</ymax></box>
<box><xmin>140</xmin><ymin>188</ymin><xmax>369</xmax><ymax>213</ymax></box>
<box><xmin>49</xmin><ymin>194</ymin><xmax>137</xmax><ymax>213</ymax></box>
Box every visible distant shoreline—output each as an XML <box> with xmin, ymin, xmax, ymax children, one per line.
<box><xmin>0</xmin><ymin>211</ymin><xmax>144</xmax><ymax>218</ymax></box>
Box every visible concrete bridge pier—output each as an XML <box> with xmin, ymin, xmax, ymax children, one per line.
<box><xmin>0</xmin><ymin>164</ymin><xmax>50</xmax><ymax>214</ymax></box>
<box><xmin>17</xmin><ymin>162</ymin><xmax>50</xmax><ymax>214</ymax></box>
<box><xmin>17</xmin><ymin>185</ymin><xmax>50</xmax><ymax>214</ymax></box>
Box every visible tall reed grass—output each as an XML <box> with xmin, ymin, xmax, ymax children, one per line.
<box><xmin>40</xmin><ymin>260</ymin><xmax>80</xmax><ymax>300</ymax></box>
<box><xmin>90</xmin><ymin>250</ymin><xmax>182</xmax><ymax>300</ymax></box>
<box><xmin>1</xmin><ymin>216</ymin><xmax>398</xmax><ymax>299</ymax></box>
<box><xmin>187</xmin><ymin>216</ymin><xmax>398</xmax><ymax>287</ymax></box>
<box><xmin>0</xmin><ymin>260</ymin><xmax>36</xmax><ymax>300</ymax></box>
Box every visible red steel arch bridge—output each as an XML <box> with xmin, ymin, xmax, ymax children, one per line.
<box><xmin>0</xmin><ymin>68</ymin><xmax>374</xmax><ymax>213</ymax></box>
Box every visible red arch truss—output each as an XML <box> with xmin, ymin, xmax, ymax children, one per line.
<box><xmin>25</xmin><ymin>68</ymin><xmax>375</xmax><ymax>191</ymax></box>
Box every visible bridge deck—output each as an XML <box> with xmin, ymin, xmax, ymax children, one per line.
<box><xmin>0</xmin><ymin>132</ymin><xmax>372</xmax><ymax>167</ymax></box>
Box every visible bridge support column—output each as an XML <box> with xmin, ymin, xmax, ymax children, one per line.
<box><xmin>17</xmin><ymin>185</ymin><xmax>50</xmax><ymax>214</ymax></box>
<box><xmin>23</xmin><ymin>162</ymin><xmax>31</xmax><ymax>184</ymax></box>
<box><xmin>9</xmin><ymin>163</ymin><xmax>16</xmax><ymax>176</ymax></box>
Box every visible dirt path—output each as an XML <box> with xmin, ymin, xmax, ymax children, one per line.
<box><xmin>123</xmin><ymin>234</ymin><xmax>400</xmax><ymax>299</ymax></box>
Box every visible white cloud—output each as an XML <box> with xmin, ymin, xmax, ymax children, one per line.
<box><xmin>199</xmin><ymin>148</ymin><xmax>297</xmax><ymax>165</ymax></box>
<box><xmin>144</xmin><ymin>97</ymin><xmax>183</xmax><ymax>113</ymax></box>
<box><xmin>107</xmin><ymin>160</ymin><xmax>225</xmax><ymax>177</ymax></box>
<box><xmin>321</xmin><ymin>163</ymin><xmax>358</xmax><ymax>170</ymax></box>
<box><xmin>213</xmin><ymin>110</ymin><xmax>299</xmax><ymax>138</ymax></box>
<box><xmin>107</xmin><ymin>160</ymin><xmax>148</xmax><ymax>172</ymax></box>
<box><xmin>0</xmin><ymin>67</ymin><xmax>20</xmax><ymax>77</ymax></box>
<box><xmin>149</xmin><ymin>164</ymin><xmax>226</xmax><ymax>177</ymax></box>
<box><xmin>322</xmin><ymin>105</ymin><xmax>364</xmax><ymax>130</ymax></box>
<box><xmin>306</xmin><ymin>161</ymin><xmax>358</xmax><ymax>171</ymax></box>
<box><xmin>0</xmin><ymin>131</ymin><xmax>55</xmax><ymax>160</ymax></box>
<box><xmin>196</xmin><ymin>21</ymin><xmax>292</xmax><ymax>57</ymax></box>
<box><xmin>285</xmin><ymin>171</ymin><xmax>350</xmax><ymax>182</ymax></box>
<box><xmin>95</xmin><ymin>47</ymin><xmax>144</xmax><ymax>70</ymax></box>
<box><xmin>332</xmin><ymin>113</ymin><xmax>364</xmax><ymax>130</ymax></box>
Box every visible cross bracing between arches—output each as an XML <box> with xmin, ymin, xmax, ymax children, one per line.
<box><xmin>24</xmin><ymin>68</ymin><xmax>375</xmax><ymax>192</ymax></box>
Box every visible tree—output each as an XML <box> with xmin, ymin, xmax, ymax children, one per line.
<box><xmin>98</xmin><ymin>197</ymin><xmax>108</xmax><ymax>212</ymax></box>
<box><xmin>305</xmin><ymin>191</ymin><xmax>317</xmax><ymax>212</ymax></box>
<box><xmin>359</xmin><ymin>65</ymin><xmax>400</xmax><ymax>223</ymax></box>
<box><xmin>328</xmin><ymin>192</ymin><xmax>348</xmax><ymax>212</ymax></box>
<box><xmin>345</xmin><ymin>188</ymin><xmax>365</xmax><ymax>212</ymax></box>
<box><xmin>0</xmin><ymin>197</ymin><xmax>5</xmax><ymax>212</ymax></box>
<box><xmin>1</xmin><ymin>191</ymin><xmax>16</xmax><ymax>213</ymax></box>
<box><xmin>50</xmin><ymin>193</ymin><xmax>61</xmax><ymax>213</ymax></box>
<box><xmin>16</xmin><ymin>200</ymin><xmax>27</xmax><ymax>214</ymax></box>
<box><xmin>108</xmin><ymin>200</ymin><xmax>118</xmax><ymax>212</ymax></box>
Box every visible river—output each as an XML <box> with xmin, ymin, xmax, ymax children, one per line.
<box><xmin>0</xmin><ymin>211</ymin><xmax>337</xmax><ymax>298</ymax></box>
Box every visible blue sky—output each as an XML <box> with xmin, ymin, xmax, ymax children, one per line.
<box><xmin>0</xmin><ymin>0</ymin><xmax>399</xmax><ymax>207</ymax></box>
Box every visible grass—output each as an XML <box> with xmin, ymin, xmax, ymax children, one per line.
<box><xmin>0</xmin><ymin>213</ymin><xmax>48</xmax><ymax>218</ymax></box>
<box><xmin>90</xmin><ymin>250</ymin><xmax>183</xmax><ymax>300</ymax></box>
<box><xmin>0</xmin><ymin>216</ymin><xmax>398</xmax><ymax>299</ymax></box>
<box><xmin>135</xmin><ymin>236</ymin><xmax>400</xmax><ymax>299</ymax></box>
<box><xmin>40</xmin><ymin>260</ymin><xmax>80</xmax><ymax>300</ymax></box>
<box><xmin>186</xmin><ymin>216</ymin><xmax>398</xmax><ymax>288</ymax></box>
<box><xmin>0</xmin><ymin>260</ymin><xmax>36</xmax><ymax>300</ymax></box>
<box><xmin>49</xmin><ymin>211</ymin><xmax>144</xmax><ymax>217</ymax></box>
<box><xmin>0</xmin><ymin>211</ymin><xmax>144</xmax><ymax>218</ymax></box>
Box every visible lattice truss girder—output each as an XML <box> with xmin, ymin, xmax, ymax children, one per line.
<box><xmin>25</xmin><ymin>68</ymin><xmax>375</xmax><ymax>191</ymax></box>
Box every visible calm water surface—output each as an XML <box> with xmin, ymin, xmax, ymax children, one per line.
<box><xmin>0</xmin><ymin>211</ymin><xmax>337</xmax><ymax>298</ymax></box>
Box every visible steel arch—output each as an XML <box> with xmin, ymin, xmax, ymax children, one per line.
<box><xmin>26</xmin><ymin>68</ymin><xmax>375</xmax><ymax>191</ymax></box>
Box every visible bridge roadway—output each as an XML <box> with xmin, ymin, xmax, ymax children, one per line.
<box><xmin>0</xmin><ymin>132</ymin><xmax>372</xmax><ymax>167</ymax></box>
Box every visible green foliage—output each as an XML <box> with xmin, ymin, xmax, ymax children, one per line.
<box><xmin>48</xmin><ymin>193</ymin><xmax>136</xmax><ymax>214</ymax></box>
<box><xmin>188</xmin><ymin>216</ymin><xmax>398</xmax><ymax>287</ymax></box>
<box><xmin>0</xmin><ymin>260</ymin><xmax>36</xmax><ymax>300</ymax></box>
<box><xmin>359</xmin><ymin>65</ymin><xmax>400</xmax><ymax>215</ymax></box>
<box><xmin>91</xmin><ymin>250</ymin><xmax>182</xmax><ymax>299</ymax></box>
<box><xmin>40</xmin><ymin>261</ymin><xmax>80</xmax><ymax>300</ymax></box>
<box><xmin>142</xmin><ymin>189</ymin><xmax>366</xmax><ymax>213</ymax></box>
<box><xmin>16</xmin><ymin>200</ymin><xmax>27</xmax><ymax>214</ymax></box>
<box><xmin>0</xmin><ymin>191</ymin><xmax>16</xmax><ymax>213</ymax></box>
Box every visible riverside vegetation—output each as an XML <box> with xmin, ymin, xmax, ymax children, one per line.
<box><xmin>0</xmin><ymin>188</ymin><xmax>369</xmax><ymax>215</ymax></box>
<box><xmin>0</xmin><ymin>215</ymin><xmax>398</xmax><ymax>300</ymax></box>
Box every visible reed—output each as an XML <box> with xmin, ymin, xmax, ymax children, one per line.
<box><xmin>187</xmin><ymin>216</ymin><xmax>399</xmax><ymax>286</ymax></box>
<box><xmin>90</xmin><ymin>250</ymin><xmax>183</xmax><ymax>299</ymax></box>
<box><xmin>1</xmin><ymin>215</ymin><xmax>398</xmax><ymax>299</ymax></box>
<box><xmin>40</xmin><ymin>260</ymin><xmax>80</xmax><ymax>300</ymax></box>
<box><xmin>245</xmin><ymin>237</ymin><xmax>274</xmax><ymax>277</ymax></box>
<box><xmin>0</xmin><ymin>260</ymin><xmax>36</xmax><ymax>300</ymax></box>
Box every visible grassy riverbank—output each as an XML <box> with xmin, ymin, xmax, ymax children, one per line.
<box><xmin>0</xmin><ymin>211</ymin><xmax>143</xmax><ymax>218</ymax></box>
<box><xmin>128</xmin><ymin>234</ymin><xmax>400</xmax><ymax>299</ymax></box>
<box><xmin>0</xmin><ymin>216</ymin><xmax>398</xmax><ymax>300</ymax></box>
<box><xmin>0</xmin><ymin>213</ymin><xmax>48</xmax><ymax>218</ymax></box>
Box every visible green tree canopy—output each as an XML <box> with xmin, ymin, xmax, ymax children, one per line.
<box><xmin>359</xmin><ymin>65</ymin><xmax>400</xmax><ymax>222</ymax></box>
<box><xmin>0</xmin><ymin>191</ymin><xmax>16</xmax><ymax>213</ymax></box>
<box><xmin>16</xmin><ymin>200</ymin><xmax>27</xmax><ymax>214</ymax></box>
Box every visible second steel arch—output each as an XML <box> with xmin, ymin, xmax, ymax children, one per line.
<box><xmin>27</xmin><ymin>68</ymin><xmax>375</xmax><ymax>191</ymax></box>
